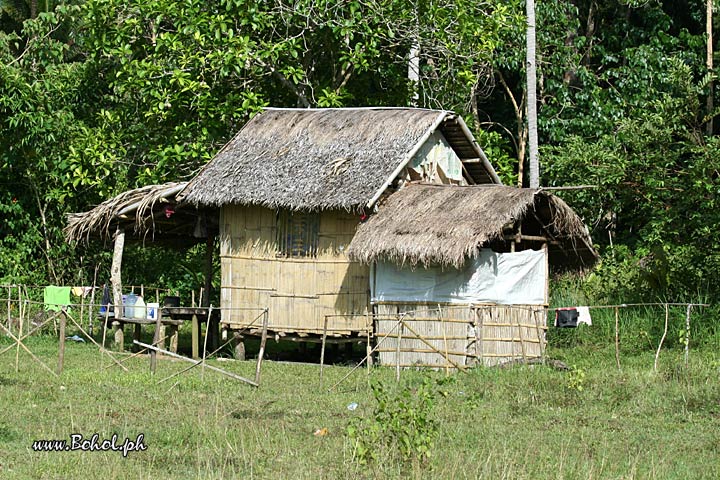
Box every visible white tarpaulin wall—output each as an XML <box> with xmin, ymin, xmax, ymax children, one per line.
<box><xmin>372</xmin><ymin>248</ymin><xmax>547</xmax><ymax>305</ymax></box>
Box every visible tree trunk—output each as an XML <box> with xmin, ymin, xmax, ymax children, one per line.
<box><xmin>527</xmin><ymin>0</ymin><xmax>540</xmax><ymax>188</ymax></box>
<box><xmin>408</xmin><ymin>40</ymin><xmax>420</xmax><ymax>106</ymax></box>
<box><xmin>111</xmin><ymin>227</ymin><xmax>125</xmax><ymax>319</ymax></box>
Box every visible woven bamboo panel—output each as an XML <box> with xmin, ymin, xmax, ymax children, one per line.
<box><xmin>375</xmin><ymin>304</ymin><xmax>469</xmax><ymax>370</ymax></box>
<box><xmin>374</xmin><ymin>303</ymin><xmax>546</xmax><ymax>369</ymax></box>
<box><xmin>473</xmin><ymin>305</ymin><xmax>546</xmax><ymax>366</ymax></box>
<box><xmin>220</xmin><ymin>205</ymin><xmax>369</xmax><ymax>333</ymax></box>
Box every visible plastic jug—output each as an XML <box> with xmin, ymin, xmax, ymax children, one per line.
<box><xmin>133</xmin><ymin>296</ymin><xmax>146</xmax><ymax>319</ymax></box>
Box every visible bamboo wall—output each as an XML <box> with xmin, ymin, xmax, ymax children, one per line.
<box><xmin>375</xmin><ymin>303</ymin><xmax>546</xmax><ymax>369</ymax></box>
<box><xmin>220</xmin><ymin>205</ymin><xmax>370</xmax><ymax>334</ymax></box>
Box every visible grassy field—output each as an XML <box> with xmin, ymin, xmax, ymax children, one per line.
<box><xmin>0</xmin><ymin>328</ymin><xmax>719</xmax><ymax>479</ymax></box>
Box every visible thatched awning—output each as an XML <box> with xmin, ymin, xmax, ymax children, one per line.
<box><xmin>347</xmin><ymin>184</ymin><xmax>597</xmax><ymax>270</ymax></box>
<box><xmin>178</xmin><ymin>107</ymin><xmax>500</xmax><ymax>212</ymax></box>
<box><xmin>64</xmin><ymin>182</ymin><xmax>215</xmax><ymax>245</ymax></box>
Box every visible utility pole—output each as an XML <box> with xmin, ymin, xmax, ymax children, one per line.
<box><xmin>707</xmin><ymin>0</ymin><xmax>714</xmax><ymax>136</ymax></box>
<box><xmin>527</xmin><ymin>0</ymin><xmax>540</xmax><ymax>188</ymax></box>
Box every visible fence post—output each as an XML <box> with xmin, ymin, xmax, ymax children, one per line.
<box><xmin>57</xmin><ymin>309</ymin><xmax>67</xmax><ymax>375</ymax></box>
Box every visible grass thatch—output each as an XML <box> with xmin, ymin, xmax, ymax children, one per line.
<box><xmin>347</xmin><ymin>183</ymin><xmax>597</xmax><ymax>269</ymax></box>
<box><xmin>64</xmin><ymin>182</ymin><xmax>187</xmax><ymax>244</ymax></box>
<box><xmin>179</xmin><ymin>108</ymin><xmax>481</xmax><ymax>212</ymax></box>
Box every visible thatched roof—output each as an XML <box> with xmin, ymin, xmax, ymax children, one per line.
<box><xmin>178</xmin><ymin>107</ymin><xmax>500</xmax><ymax>212</ymax></box>
<box><xmin>64</xmin><ymin>182</ymin><xmax>214</xmax><ymax>245</ymax></box>
<box><xmin>347</xmin><ymin>184</ymin><xmax>597</xmax><ymax>270</ymax></box>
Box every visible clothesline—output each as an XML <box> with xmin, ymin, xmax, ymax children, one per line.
<box><xmin>549</xmin><ymin>302</ymin><xmax>709</xmax><ymax>312</ymax></box>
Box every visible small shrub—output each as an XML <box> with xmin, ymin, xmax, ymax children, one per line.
<box><xmin>347</xmin><ymin>375</ymin><xmax>439</xmax><ymax>468</ymax></box>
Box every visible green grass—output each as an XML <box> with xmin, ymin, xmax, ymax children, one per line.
<box><xmin>0</xmin><ymin>332</ymin><xmax>719</xmax><ymax>479</ymax></box>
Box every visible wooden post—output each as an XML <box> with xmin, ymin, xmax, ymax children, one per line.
<box><xmin>533</xmin><ymin>308</ymin><xmax>546</xmax><ymax>360</ymax></box>
<box><xmin>516</xmin><ymin>309</ymin><xmax>528</xmax><ymax>362</ymax></box>
<box><xmin>614</xmin><ymin>307</ymin><xmax>621</xmax><ymax>370</ymax></box>
<box><xmin>474</xmin><ymin>307</ymin><xmax>483</xmax><ymax>366</ymax></box>
<box><xmin>14</xmin><ymin>288</ymin><xmax>20</xmax><ymax>372</ymax></box>
<box><xmin>654</xmin><ymin>304</ymin><xmax>669</xmax><ymax>373</ymax></box>
<box><xmin>204</xmin><ymin>234</ymin><xmax>214</xmax><ymax>308</ymax></box>
<box><xmin>395</xmin><ymin>315</ymin><xmax>403</xmax><ymax>382</ymax></box>
<box><xmin>684</xmin><ymin>304</ymin><xmax>692</xmax><ymax>365</ymax></box>
<box><xmin>440</xmin><ymin>306</ymin><xmax>450</xmax><ymax>376</ymax></box>
<box><xmin>101</xmin><ymin>308</ymin><xmax>110</xmax><ymax>351</ymax></box>
<box><xmin>111</xmin><ymin>227</ymin><xmax>125</xmax><ymax>320</ymax></box>
<box><xmin>6</xmin><ymin>286</ymin><xmax>10</xmax><ymax>332</ymax></box>
<box><xmin>204</xmin><ymin>234</ymin><xmax>216</xmax><ymax>351</ymax></box>
<box><xmin>150</xmin><ymin>306</ymin><xmax>163</xmax><ymax>374</ymax></box>
<box><xmin>191</xmin><ymin>314</ymin><xmax>200</xmax><ymax>359</ymax></box>
<box><xmin>254</xmin><ymin>309</ymin><xmax>269</xmax><ymax>385</ymax></box>
<box><xmin>366</xmin><ymin>313</ymin><xmax>373</xmax><ymax>371</ymax></box>
<box><xmin>57</xmin><ymin>310</ymin><xmax>66</xmax><ymax>374</ymax></box>
<box><xmin>88</xmin><ymin>265</ymin><xmax>99</xmax><ymax>336</ymax></box>
<box><xmin>132</xmin><ymin>324</ymin><xmax>142</xmax><ymax>352</ymax></box>
<box><xmin>320</xmin><ymin>316</ymin><xmax>328</xmax><ymax>380</ymax></box>
<box><xmin>18</xmin><ymin>286</ymin><xmax>23</xmax><ymax>337</ymax></box>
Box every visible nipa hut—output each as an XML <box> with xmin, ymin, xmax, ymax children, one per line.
<box><xmin>178</xmin><ymin>107</ymin><xmax>502</xmax><ymax>351</ymax></box>
<box><xmin>346</xmin><ymin>183</ymin><xmax>596</xmax><ymax>367</ymax></box>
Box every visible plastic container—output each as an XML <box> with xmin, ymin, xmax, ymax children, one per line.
<box><xmin>124</xmin><ymin>293</ymin><xmax>138</xmax><ymax>318</ymax></box>
<box><xmin>133</xmin><ymin>296</ymin><xmax>146</xmax><ymax>319</ymax></box>
<box><xmin>146</xmin><ymin>302</ymin><xmax>159</xmax><ymax>321</ymax></box>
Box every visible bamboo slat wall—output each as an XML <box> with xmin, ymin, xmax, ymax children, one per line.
<box><xmin>220</xmin><ymin>205</ymin><xmax>370</xmax><ymax>334</ymax></box>
<box><xmin>375</xmin><ymin>303</ymin><xmax>546</xmax><ymax>368</ymax></box>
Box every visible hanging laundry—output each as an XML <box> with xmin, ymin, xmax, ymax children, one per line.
<box><xmin>71</xmin><ymin>286</ymin><xmax>84</xmax><ymax>297</ymax></box>
<box><xmin>577</xmin><ymin>306</ymin><xmax>592</xmax><ymax>326</ymax></box>
<box><xmin>100</xmin><ymin>285</ymin><xmax>111</xmax><ymax>314</ymax></box>
<box><xmin>555</xmin><ymin>308</ymin><xmax>578</xmax><ymax>328</ymax></box>
<box><xmin>43</xmin><ymin>286</ymin><xmax>72</xmax><ymax>312</ymax></box>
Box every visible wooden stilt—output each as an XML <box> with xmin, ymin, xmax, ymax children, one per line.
<box><xmin>254</xmin><ymin>309</ymin><xmax>269</xmax><ymax>384</ymax></box>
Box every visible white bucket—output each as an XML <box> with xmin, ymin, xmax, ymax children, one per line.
<box><xmin>146</xmin><ymin>302</ymin><xmax>159</xmax><ymax>321</ymax></box>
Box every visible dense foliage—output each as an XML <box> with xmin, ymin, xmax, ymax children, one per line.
<box><xmin>1</xmin><ymin>0</ymin><xmax>718</xmax><ymax>303</ymax></box>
